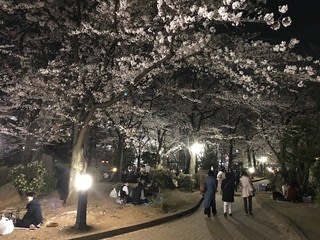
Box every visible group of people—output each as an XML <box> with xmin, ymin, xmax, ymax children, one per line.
<box><xmin>120</xmin><ymin>165</ymin><xmax>150</xmax><ymax>184</ymax></box>
<box><xmin>202</xmin><ymin>168</ymin><xmax>255</xmax><ymax>217</ymax></box>
<box><xmin>116</xmin><ymin>176</ymin><xmax>160</xmax><ymax>205</ymax></box>
<box><xmin>6</xmin><ymin>167</ymin><xmax>253</xmax><ymax>231</ymax></box>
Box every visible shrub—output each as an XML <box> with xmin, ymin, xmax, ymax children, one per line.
<box><xmin>149</xmin><ymin>169</ymin><xmax>175</xmax><ymax>189</ymax></box>
<box><xmin>9</xmin><ymin>161</ymin><xmax>51</xmax><ymax>195</ymax></box>
<box><xmin>177</xmin><ymin>174</ymin><xmax>195</xmax><ymax>192</ymax></box>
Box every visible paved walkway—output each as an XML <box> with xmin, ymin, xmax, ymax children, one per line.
<box><xmin>106</xmin><ymin>193</ymin><xmax>305</xmax><ymax>240</ymax></box>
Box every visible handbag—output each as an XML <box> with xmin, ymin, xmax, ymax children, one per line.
<box><xmin>0</xmin><ymin>217</ymin><xmax>14</xmax><ymax>235</ymax></box>
<box><xmin>200</xmin><ymin>183</ymin><xmax>206</xmax><ymax>194</ymax></box>
<box><xmin>251</xmin><ymin>190</ymin><xmax>256</xmax><ymax>197</ymax></box>
<box><xmin>109</xmin><ymin>187</ymin><xmax>118</xmax><ymax>198</ymax></box>
<box><xmin>250</xmin><ymin>180</ymin><xmax>256</xmax><ymax>197</ymax></box>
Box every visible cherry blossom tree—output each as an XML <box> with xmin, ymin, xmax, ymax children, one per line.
<box><xmin>1</xmin><ymin>0</ymin><xmax>319</xmax><ymax>202</ymax></box>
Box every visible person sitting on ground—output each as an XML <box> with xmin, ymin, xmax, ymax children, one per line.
<box><xmin>15</xmin><ymin>192</ymin><xmax>43</xmax><ymax>229</ymax></box>
<box><xmin>145</xmin><ymin>180</ymin><xmax>160</xmax><ymax>199</ymax></box>
<box><xmin>272</xmin><ymin>191</ymin><xmax>285</xmax><ymax>201</ymax></box>
<box><xmin>131</xmin><ymin>178</ymin><xmax>148</xmax><ymax>205</ymax></box>
<box><xmin>118</xmin><ymin>182</ymin><xmax>130</xmax><ymax>204</ymax></box>
<box><xmin>285</xmin><ymin>184</ymin><xmax>298</xmax><ymax>202</ymax></box>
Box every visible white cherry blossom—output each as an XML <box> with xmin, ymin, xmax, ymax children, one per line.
<box><xmin>278</xmin><ymin>5</ymin><xmax>288</xmax><ymax>14</ymax></box>
<box><xmin>282</xmin><ymin>16</ymin><xmax>292</xmax><ymax>27</ymax></box>
<box><xmin>264</xmin><ymin>13</ymin><xmax>274</xmax><ymax>25</ymax></box>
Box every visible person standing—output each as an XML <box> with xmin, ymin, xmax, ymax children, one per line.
<box><xmin>203</xmin><ymin>170</ymin><xmax>217</xmax><ymax>217</ymax></box>
<box><xmin>240</xmin><ymin>170</ymin><xmax>254</xmax><ymax>216</ymax></box>
<box><xmin>216</xmin><ymin>168</ymin><xmax>226</xmax><ymax>194</ymax></box>
<box><xmin>221</xmin><ymin>172</ymin><xmax>235</xmax><ymax>217</ymax></box>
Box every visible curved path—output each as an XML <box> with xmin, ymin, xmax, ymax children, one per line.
<box><xmin>107</xmin><ymin>194</ymin><xmax>304</xmax><ymax>240</ymax></box>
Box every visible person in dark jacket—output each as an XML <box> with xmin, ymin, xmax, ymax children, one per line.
<box><xmin>221</xmin><ymin>172</ymin><xmax>236</xmax><ymax>217</ymax></box>
<box><xmin>15</xmin><ymin>192</ymin><xmax>43</xmax><ymax>229</ymax></box>
<box><xmin>131</xmin><ymin>178</ymin><xmax>148</xmax><ymax>205</ymax></box>
<box><xmin>203</xmin><ymin>170</ymin><xmax>217</xmax><ymax>217</ymax></box>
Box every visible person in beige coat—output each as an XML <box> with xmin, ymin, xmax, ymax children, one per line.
<box><xmin>240</xmin><ymin>171</ymin><xmax>255</xmax><ymax>215</ymax></box>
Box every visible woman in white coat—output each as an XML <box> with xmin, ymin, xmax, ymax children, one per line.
<box><xmin>240</xmin><ymin>170</ymin><xmax>254</xmax><ymax>215</ymax></box>
<box><xmin>216</xmin><ymin>168</ymin><xmax>226</xmax><ymax>194</ymax></box>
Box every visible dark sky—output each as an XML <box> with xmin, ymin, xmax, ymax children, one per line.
<box><xmin>267</xmin><ymin>0</ymin><xmax>320</xmax><ymax>55</ymax></box>
<box><xmin>289</xmin><ymin>1</ymin><xmax>319</xmax><ymax>40</ymax></box>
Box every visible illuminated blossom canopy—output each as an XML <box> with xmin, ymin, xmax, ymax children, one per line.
<box><xmin>0</xmin><ymin>0</ymin><xmax>319</xmax><ymax>177</ymax></box>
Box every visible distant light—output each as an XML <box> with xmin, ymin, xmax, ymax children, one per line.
<box><xmin>259</xmin><ymin>156</ymin><xmax>268</xmax><ymax>163</ymax></box>
<box><xmin>112</xmin><ymin>167</ymin><xmax>117</xmax><ymax>173</ymax></box>
<box><xmin>75</xmin><ymin>173</ymin><xmax>93</xmax><ymax>191</ymax></box>
<box><xmin>266</xmin><ymin>167</ymin><xmax>274</xmax><ymax>173</ymax></box>
<box><xmin>190</xmin><ymin>142</ymin><xmax>204</xmax><ymax>154</ymax></box>
<box><xmin>248</xmin><ymin>167</ymin><xmax>255</xmax><ymax>174</ymax></box>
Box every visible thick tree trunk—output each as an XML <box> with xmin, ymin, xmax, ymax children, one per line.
<box><xmin>246</xmin><ymin>145</ymin><xmax>252</xmax><ymax>167</ymax></box>
<box><xmin>252</xmin><ymin>150</ymin><xmax>257</xmax><ymax>169</ymax></box>
<box><xmin>228</xmin><ymin>139</ymin><xmax>234</xmax><ymax>170</ymax></box>
<box><xmin>66</xmin><ymin>124</ymin><xmax>89</xmax><ymax>205</ymax></box>
<box><xmin>189</xmin><ymin>150</ymin><xmax>196</xmax><ymax>175</ymax></box>
<box><xmin>117</xmin><ymin>134</ymin><xmax>124</xmax><ymax>182</ymax></box>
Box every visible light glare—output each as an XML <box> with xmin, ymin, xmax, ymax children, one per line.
<box><xmin>75</xmin><ymin>173</ymin><xmax>93</xmax><ymax>191</ymax></box>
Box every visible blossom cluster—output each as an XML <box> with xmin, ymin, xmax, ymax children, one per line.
<box><xmin>264</xmin><ymin>5</ymin><xmax>292</xmax><ymax>30</ymax></box>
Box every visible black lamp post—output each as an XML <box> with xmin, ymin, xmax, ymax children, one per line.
<box><xmin>74</xmin><ymin>173</ymin><xmax>93</xmax><ymax>230</ymax></box>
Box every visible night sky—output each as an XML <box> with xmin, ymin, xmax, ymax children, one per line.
<box><xmin>267</xmin><ymin>0</ymin><xmax>320</xmax><ymax>55</ymax></box>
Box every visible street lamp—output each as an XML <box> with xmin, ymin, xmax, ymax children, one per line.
<box><xmin>190</xmin><ymin>142</ymin><xmax>204</xmax><ymax>174</ymax></box>
<box><xmin>248</xmin><ymin>166</ymin><xmax>255</xmax><ymax>179</ymax></box>
<box><xmin>190</xmin><ymin>142</ymin><xmax>204</xmax><ymax>155</ymax></box>
<box><xmin>74</xmin><ymin>172</ymin><xmax>93</xmax><ymax>230</ymax></box>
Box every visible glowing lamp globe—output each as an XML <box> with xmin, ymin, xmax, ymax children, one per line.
<box><xmin>75</xmin><ymin>173</ymin><xmax>93</xmax><ymax>192</ymax></box>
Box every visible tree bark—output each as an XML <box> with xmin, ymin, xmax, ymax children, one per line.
<box><xmin>189</xmin><ymin>150</ymin><xmax>196</xmax><ymax>175</ymax></box>
<box><xmin>66</xmin><ymin>106</ymin><xmax>94</xmax><ymax>205</ymax></box>
<box><xmin>66</xmin><ymin>125</ymin><xmax>89</xmax><ymax>205</ymax></box>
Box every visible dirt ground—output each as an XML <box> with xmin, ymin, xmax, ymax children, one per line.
<box><xmin>0</xmin><ymin>182</ymin><xmax>202</xmax><ymax>240</ymax></box>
